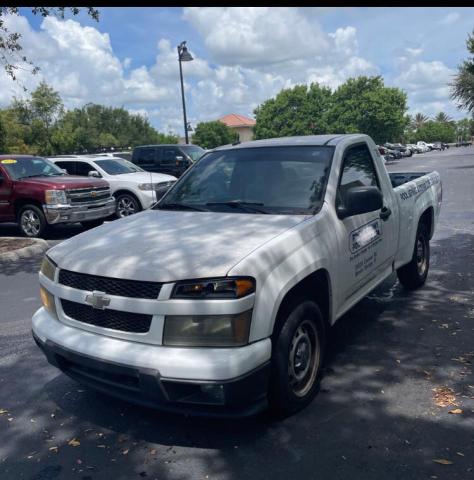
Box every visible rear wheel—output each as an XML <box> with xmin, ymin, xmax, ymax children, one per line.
<box><xmin>397</xmin><ymin>222</ymin><xmax>430</xmax><ymax>290</ymax></box>
<box><xmin>18</xmin><ymin>204</ymin><xmax>48</xmax><ymax>238</ymax></box>
<box><xmin>269</xmin><ymin>299</ymin><xmax>326</xmax><ymax>417</ymax></box>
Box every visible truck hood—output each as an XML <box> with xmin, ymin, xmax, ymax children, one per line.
<box><xmin>17</xmin><ymin>175</ymin><xmax>109</xmax><ymax>189</ymax></box>
<box><xmin>115</xmin><ymin>172</ymin><xmax>177</xmax><ymax>183</ymax></box>
<box><xmin>48</xmin><ymin>210</ymin><xmax>304</xmax><ymax>282</ymax></box>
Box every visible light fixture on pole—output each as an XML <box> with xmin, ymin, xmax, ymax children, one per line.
<box><xmin>177</xmin><ymin>41</ymin><xmax>193</xmax><ymax>144</ymax></box>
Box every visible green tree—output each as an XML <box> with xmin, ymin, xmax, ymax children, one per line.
<box><xmin>253</xmin><ymin>83</ymin><xmax>333</xmax><ymax>139</ymax></box>
<box><xmin>412</xmin><ymin>112</ymin><xmax>430</xmax><ymax>130</ymax></box>
<box><xmin>0</xmin><ymin>7</ymin><xmax>99</xmax><ymax>84</ymax></box>
<box><xmin>434</xmin><ymin>112</ymin><xmax>454</xmax><ymax>124</ymax></box>
<box><xmin>413</xmin><ymin>120</ymin><xmax>456</xmax><ymax>143</ymax></box>
<box><xmin>0</xmin><ymin>114</ymin><xmax>6</xmax><ymax>152</ymax></box>
<box><xmin>455</xmin><ymin>118</ymin><xmax>474</xmax><ymax>141</ymax></box>
<box><xmin>10</xmin><ymin>82</ymin><xmax>65</xmax><ymax>154</ymax></box>
<box><xmin>327</xmin><ymin>76</ymin><xmax>408</xmax><ymax>144</ymax></box>
<box><xmin>192</xmin><ymin>121</ymin><xmax>238</xmax><ymax>149</ymax></box>
<box><xmin>450</xmin><ymin>29</ymin><xmax>474</xmax><ymax>113</ymax></box>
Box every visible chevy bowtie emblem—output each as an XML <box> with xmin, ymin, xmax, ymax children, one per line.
<box><xmin>91</xmin><ymin>191</ymin><xmax>97</xmax><ymax>197</ymax></box>
<box><xmin>85</xmin><ymin>291</ymin><xmax>110</xmax><ymax>310</ymax></box>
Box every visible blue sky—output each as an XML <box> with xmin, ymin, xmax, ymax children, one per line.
<box><xmin>2</xmin><ymin>7</ymin><xmax>473</xmax><ymax>135</ymax></box>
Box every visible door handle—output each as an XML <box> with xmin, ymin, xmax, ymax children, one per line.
<box><xmin>380</xmin><ymin>206</ymin><xmax>392</xmax><ymax>221</ymax></box>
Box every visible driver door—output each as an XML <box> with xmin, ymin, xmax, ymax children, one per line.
<box><xmin>334</xmin><ymin>143</ymin><xmax>388</xmax><ymax>308</ymax></box>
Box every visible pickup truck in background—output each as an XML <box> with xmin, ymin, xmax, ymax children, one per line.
<box><xmin>33</xmin><ymin>134</ymin><xmax>442</xmax><ymax>417</ymax></box>
<box><xmin>0</xmin><ymin>155</ymin><xmax>116</xmax><ymax>238</ymax></box>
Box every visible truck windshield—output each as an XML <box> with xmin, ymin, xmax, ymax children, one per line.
<box><xmin>94</xmin><ymin>159</ymin><xmax>144</xmax><ymax>175</ymax></box>
<box><xmin>1</xmin><ymin>157</ymin><xmax>65</xmax><ymax>180</ymax></box>
<box><xmin>156</xmin><ymin>146</ymin><xmax>334</xmax><ymax>215</ymax></box>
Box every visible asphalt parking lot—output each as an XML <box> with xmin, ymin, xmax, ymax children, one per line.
<box><xmin>1</xmin><ymin>147</ymin><xmax>473</xmax><ymax>480</ymax></box>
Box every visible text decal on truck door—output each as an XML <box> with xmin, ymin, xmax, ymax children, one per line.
<box><xmin>349</xmin><ymin>219</ymin><xmax>382</xmax><ymax>254</ymax></box>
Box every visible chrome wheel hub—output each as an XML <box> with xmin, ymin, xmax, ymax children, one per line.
<box><xmin>21</xmin><ymin>210</ymin><xmax>40</xmax><ymax>236</ymax></box>
<box><xmin>117</xmin><ymin>197</ymin><xmax>136</xmax><ymax>217</ymax></box>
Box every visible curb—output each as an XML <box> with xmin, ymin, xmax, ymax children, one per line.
<box><xmin>0</xmin><ymin>237</ymin><xmax>49</xmax><ymax>262</ymax></box>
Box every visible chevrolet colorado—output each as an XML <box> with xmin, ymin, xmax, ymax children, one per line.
<box><xmin>32</xmin><ymin>134</ymin><xmax>442</xmax><ymax>417</ymax></box>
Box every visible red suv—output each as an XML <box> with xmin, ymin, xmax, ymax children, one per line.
<box><xmin>0</xmin><ymin>155</ymin><xmax>116</xmax><ymax>238</ymax></box>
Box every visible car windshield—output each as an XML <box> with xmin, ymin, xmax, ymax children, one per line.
<box><xmin>180</xmin><ymin>146</ymin><xmax>206</xmax><ymax>161</ymax></box>
<box><xmin>155</xmin><ymin>146</ymin><xmax>334</xmax><ymax>215</ymax></box>
<box><xmin>1</xmin><ymin>156</ymin><xmax>65</xmax><ymax>180</ymax></box>
<box><xmin>94</xmin><ymin>159</ymin><xmax>144</xmax><ymax>175</ymax></box>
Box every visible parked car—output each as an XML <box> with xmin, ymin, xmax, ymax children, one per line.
<box><xmin>431</xmin><ymin>142</ymin><xmax>445</xmax><ymax>151</ymax></box>
<box><xmin>33</xmin><ymin>133</ymin><xmax>442</xmax><ymax>417</ymax></box>
<box><xmin>406</xmin><ymin>144</ymin><xmax>423</xmax><ymax>154</ymax></box>
<box><xmin>0</xmin><ymin>155</ymin><xmax>115</xmax><ymax>238</ymax></box>
<box><xmin>389</xmin><ymin>143</ymin><xmax>412</xmax><ymax>157</ymax></box>
<box><xmin>385</xmin><ymin>147</ymin><xmax>402</xmax><ymax>159</ymax></box>
<box><xmin>50</xmin><ymin>156</ymin><xmax>177</xmax><ymax>218</ymax></box>
<box><xmin>416</xmin><ymin>141</ymin><xmax>431</xmax><ymax>153</ymax></box>
<box><xmin>131</xmin><ymin>144</ymin><xmax>206</xmax><ymax>178</ymax></box>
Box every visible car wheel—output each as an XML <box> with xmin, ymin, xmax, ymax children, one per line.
<box><xmin>18</xmin><ymin>204</ymin><xmax>48</xmax><ymax>238</ymax></box>
<box><xmin>115</xmin><ymin>193</ymin><xmax>141</xmax><ymax>218</ymax></box>
<box><xmin>269</xmin><ymin>299</ymin><xmax>326</xmax><ymax>418</ymax></box>
<box><xmin>397</xmin><ymin>222</ymin><xmax>430</xmax><ymax>290</ymax></box>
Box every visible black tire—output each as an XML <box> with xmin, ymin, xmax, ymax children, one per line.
<box><xmin>115</xmin><ymin>193</ymin><xmax>141</xmax><ymax>218</ymax></box>
<box><xmin>81</xmin><ymin>218</ymin><xmax>105</xmax><ymax>229</ymax></box>
<box><xmin>397</xmin><ymin>222</ymin><xmax>430</xmax><ymax>290</ymax></box>
<box><xmin>17</xmin><ymin>204</ymin><xmax>48</xmax><ymax>238</ymax></box>
<box><xmin>269</xmin><ymin>299</ymin><xmax>326</xmax><ymax>418</ymax></box>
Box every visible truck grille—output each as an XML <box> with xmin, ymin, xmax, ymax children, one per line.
<box><xmin>58</xmin><ymin>269</ymin><xmax>162</xmax><ymax>299</ymax></box>
<box><xmin>67</xmin><ymin>186</ymin><xmax>111</xmax><ymax>205</ymax></box>
<box><xmin>61</xmin><ymin>299</ymin><xmax>152</xmax><ymax>333</ymax></box>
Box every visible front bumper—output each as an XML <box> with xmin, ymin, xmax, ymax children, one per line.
<box><xmin>32</xmin><ymin>308</ymin><xmax>271</xmax><ymax>417</ymax></box>
<box><xmin>43</xmin><ymin>198</ymin><xmax>116</xmax><ymax>225</ymax></box>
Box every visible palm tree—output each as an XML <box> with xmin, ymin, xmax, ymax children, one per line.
<box><xmin>434</xmin><ymin>112</ymin><xmax>454</xmax><ymax>123</ymax></box>
<box><xmin>450</xmin><ymin>30</ymin><xmax>474</xmax><ymax>114</ymax></box>
<box><xmin>412</xmin><ymin>113</ymin><xmax>429</xmax><ymax>130</ymax></box>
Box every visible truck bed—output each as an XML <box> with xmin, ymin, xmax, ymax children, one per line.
<box><xmin>389</xmin><ymin>172</ymin><xmax>427</xmax><ymax>189</ymax></box>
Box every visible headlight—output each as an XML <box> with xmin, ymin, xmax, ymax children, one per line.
<box><xmin>40</xmin><ymin>255</ymin><xmax>56</xmax><ymax>281</ymax></box>
<box><xmin>163</xmin><ymin>310</ymin><xmax>252</xmax><ymax>347</ymax></box>
<box><xmin>172</xmin><ymin>277</ymin><xmax>255</xmax><ymax>299</ymax></box>
<box><xmin>40</xmin><ymin>285</ymin><xmax>58</xmax><ymax>319</ymax></box>
<box><xmin>45</xmin><ymin>189</ymin><xmax>68</xmax><ymax>205</ymax></box>
<box><xmin>138</xmin><ymin>181</ymin><xmax>175</xmax><ymax>191</ymax></box>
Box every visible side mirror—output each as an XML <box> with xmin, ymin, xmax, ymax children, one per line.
<box><xmin>60</xmin><ymin>168</ymin><xmax>68</xmax><ymax>174</ymax></box>
<box><xmin>337</xmin><ymin>186</ymin><xmax>383</xmax><ymax>219</ymax></box>
<box><xmin>88</xmin><ymin>170</ymin><xmax>101</xmax><ymax>178</ymax></box>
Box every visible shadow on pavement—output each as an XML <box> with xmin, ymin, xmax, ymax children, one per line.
<box><xmin>0</xmin><ymin>234</ymin><xmax>473</xmax><ymax>480</ymax></box>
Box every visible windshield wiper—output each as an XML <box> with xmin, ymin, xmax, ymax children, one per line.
<box><xmin>156</xmin><ymin>202</ymin><xmax>208</xmax><ymax>212</ymax></box>
<box><xmin>206</xmin><ymin>201</ymin><xmax>270</xmax><ymax>214</ymax></box>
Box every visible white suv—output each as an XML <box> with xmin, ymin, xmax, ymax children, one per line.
<box><xmin>51</xmin><ymin>156</ymin><xmax>176</xmax><ymax>218</ymax></box>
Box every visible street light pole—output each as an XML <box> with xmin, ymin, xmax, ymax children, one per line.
<box><xmin>177</xmin><ymin>41</ymin><xmax>193</xmax><ymax>145</ymax></box>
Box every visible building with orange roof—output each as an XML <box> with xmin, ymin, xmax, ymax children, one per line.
<box><xmin>219</xmin><ymin>113</ymin><xmax>256</xmax><ymax>143</ymax></box>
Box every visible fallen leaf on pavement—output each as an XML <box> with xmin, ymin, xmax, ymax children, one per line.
<box><xmin>0</xmin><ymin>409</ymin><xmax>8</xmax><ymax>415</ymax></box>
<box><xmin>97</xmin><ymin>445</ymin><xmax>106</xmax><ymax>448</ymax></box>
<box><xmin>432</xmin><ymin>459</ymin><xmax>453</xmax><ymax>465</ymax></box>
<box><xmin>122</xmin><ymin>449</ymin><xmax>129</xmax><ymax>455</ymax></box>
<box><xmin>449</xmin><ymin>408</ymin><xmax>463</xmax><ymax>414</ymax></box>
<box><xmin>149</xmin><ymin>449</ymin><xmax>157</xmax><ymax>455</ymax></box>
<box><xmin>456</xmin><ymin>452</ymin><xmax>465</xmax><ymax>456</ymax></box>
<box><xmin>433</xmin><ymin>387</ymin><xmax>458</xmax><ymax>407</ymax></box>
<box><xmin>49</xmin><ymin>446</ymin><xmax>59</xmax><ymax>453</ymax></box>
<box><xmin>68</xmin><ymin>438</ymin><xmax>81</xmax><ymax>447</ymax></box>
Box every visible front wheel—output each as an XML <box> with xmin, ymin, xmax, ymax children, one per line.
<box><xmin>269</xmin><ymin>299</ymin><xmax>326</xmax><ymax>418</ymax></box>
<box><xmin>115</xmin><ymin>193</ymin><xmax>141</xmax><ymax>218</ymax></box>
<box><xmin>397</xmin><ymin>223</ymin><xmax>430</xmax><ymax>290</ymax></box>
<box><xmin>18</xmin><ymin>205</ymin><xmax>48</xmax><ymax>238</ymax></box>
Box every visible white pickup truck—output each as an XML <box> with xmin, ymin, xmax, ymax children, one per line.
<box><xmin>33</xmin><ymin>134</ymin><xmax>442</xmax><ymax>418</ymax></box>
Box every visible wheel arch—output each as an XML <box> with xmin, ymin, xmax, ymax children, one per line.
<box><xmin>113</xmin><ymin>189</ymin><xmax>143</xmax><ymax>209</ymax></box>
<box><xmin>272</xmin><ymin>269</ymin><xmax>332</xmax><ymax>338</ymax></box>
<box><xmin>419</xmin><ymin>206</ymin><xmax>434</xmax><ymax>239</ymax></box>
<box><xmin>14</xmin><ymin>198</ymin><xmax>44</xmax><ymax>217</ymax></box>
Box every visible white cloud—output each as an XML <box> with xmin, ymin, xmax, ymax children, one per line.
<box><xmin>183</xmin><ymin>7</ymin><xmax>329</xmax><ymax>67</ymax></box>
<box><xmin>439</xmin><ymin>12</ymin><xmax>460</xmax><ymax>25</ymax></box>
